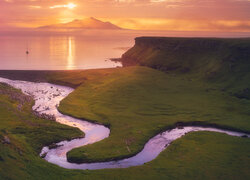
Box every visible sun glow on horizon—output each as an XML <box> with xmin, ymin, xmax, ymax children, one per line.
<box><xmin>50</xmin><ymin>3</ymin><xmax>77</xmax><ymax>10</ymax></box>
<box><xmin>67</xmin><ymin>3</ymin><xmax>77</xmax><ymax>9</ymax></box>
<box><xmin>1</xmin><ymin>0</ymin><xmax>250</xmax><ymax>32</ymax></box>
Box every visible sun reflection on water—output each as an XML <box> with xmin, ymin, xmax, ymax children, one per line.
<box><xmin>67</xmin><ymin>36</ymin><xmax>75</xmax><ymax>70</ymax></box>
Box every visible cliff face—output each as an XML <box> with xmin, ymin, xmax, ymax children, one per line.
<box><xmin>121</xmin><ymin>37</ymin><xmax>250</xmax><ymax>99</ymax></box>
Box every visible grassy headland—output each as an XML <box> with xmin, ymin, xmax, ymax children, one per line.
<box><xmin>60</xmin><ymin>37</ymin><xmax>250</xmax><ymax>163</ymax></box>
<box><xmin>0</xmin><ymin>37</ymin><xmax>250</xmax><ymax>179</ymax></box>
<box><xmin>120</xmin><ymin>37</ymin><xmax>250</xmax><ymax>99</ymax></box>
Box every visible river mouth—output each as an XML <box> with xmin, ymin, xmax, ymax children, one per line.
<box><xmin>0</xmin><ymin>77</ymin><xmax>249</xmax><ymax>170</ymax></box>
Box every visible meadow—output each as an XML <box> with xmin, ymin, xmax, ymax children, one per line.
<box><xmin>0</xmin><ymin>37</ymin><xmax>250</xmax><ymax>179</ymax></box>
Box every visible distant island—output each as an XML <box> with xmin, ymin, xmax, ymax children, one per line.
<box><xmin>39</xmin><ymin>17</ymin><xmax>122</xmax><ymax>30</ymax></box>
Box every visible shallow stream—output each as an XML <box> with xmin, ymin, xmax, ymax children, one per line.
<box><xmin>0</xmin><ymin>77</ymin><xmax>248</xmax><ymax>170</ymax></box>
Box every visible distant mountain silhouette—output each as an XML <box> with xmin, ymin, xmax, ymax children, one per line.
<box><xmin>39</xmin><ymin>17</ymin><xmax>122</xmax><ymax>30</ymax></box>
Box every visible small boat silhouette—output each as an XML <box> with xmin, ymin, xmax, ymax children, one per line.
<box><xmin>26</xmin><ymin>42</ymin><xmax>29</xmax><ymax>55</ymax></box>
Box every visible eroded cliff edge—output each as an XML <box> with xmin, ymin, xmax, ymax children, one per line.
<box><xmin>120</xmin><ymin>37</ymin><xmax>250</xmax><ymax>99</ymax></box>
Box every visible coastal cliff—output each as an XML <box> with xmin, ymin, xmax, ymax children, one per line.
<box><xmin>120</xmin><ymin>37</ymin><xmax>250</xmax><ymax>99</ymax></box>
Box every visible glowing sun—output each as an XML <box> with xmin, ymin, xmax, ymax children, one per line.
<box><xmin>67</xmin><ymin>3</ymin><xmax>77</xmax><ymax>9</ymax></box>
<box><xmin>50</xmin><ymin>3</ymin><xmax>77</xmax><ymax>9</ymax></box>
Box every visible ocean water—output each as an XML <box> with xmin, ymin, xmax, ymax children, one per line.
<box><xmin>1</xmin><ymin>29</ymin><xmax>249</xmax><ymax>70</ymax></box>
<box><xmin>0</xmin><ymin>33</ymin><xmax>132</xmax><ymax>70</ymax></box>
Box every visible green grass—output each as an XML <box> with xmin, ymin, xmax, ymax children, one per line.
<box><xmin>0</xmin><ymin>37</ymin><xmax>250</xmax><ymax>179</ymax></box>
<box><xmin>0</xmin><ymin>67</ymin><xmax>250</xmax><ymax>179</ymax></box>
<box><xmin>121</xmin><ymin>37</ymin><xmax>250</xmax><ymax>98</ymax></box>
<box><xmin>48</xmin><ymin>66</ymin><xmax>250</xmax><ymax>163</ymax></box>
<box><xmin>0</xmin><ymin>83</ymin><xmax>84</xmax><ymax>179</ymax></box>
<box><xmin>115</xmin><ymin>131</ymin><xmax>250</xmax><ymax>180</ymax></box>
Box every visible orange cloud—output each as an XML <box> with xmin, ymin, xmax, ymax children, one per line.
<box><xmin>0</xmin><ymin>0</ymin><xmax>250</xmax><ymax>33</ymax></box>
<box><xmin>50</xmin><ymin>3</ymin><xmax>77</xmax><ymax>9</ymax></box>
<box><xmin>105</xmin><ymin>18</ymin><xmax>250</xmax><ymax>32</ymax></box>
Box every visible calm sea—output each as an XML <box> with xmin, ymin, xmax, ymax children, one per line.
<box><xmin>1</xmin><ymin>30</ymin><xmax>249</xmax><ymax>70</ymax></box>
<box><xmin>0</xmin><ymin>33</ymin><xmax>133</xmax><ymax>70</ymax></box>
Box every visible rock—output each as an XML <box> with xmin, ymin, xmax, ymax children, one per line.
<box><xmin>48</xmin><ymin>143</ymin><xmax>63</xmax><ymax>150</ymax></box>
<box><xmin>3</xmin><ymin>136</ymin><xmax>10</xmax><ymax>144</ymax></box>
<box><xmin>241</xmin><ymin>135</ymin><xmax>248</xmax><ymax>138</ymax></box>
<box><xmin>18</xmin><ymin>150</ymin><xmax>23</xmax><ymax>156</ymax></box>
<box><xmin>177</xmin><ymin>126</ymin><xmax>184</xmax><ymax>129</ymax></box>
<box><xmin>33</xmin><ymin>111</ymin><xmax>56</xmax><ymax>121</ymax></box>
<box><xmin>40</xmin><ymin>153</ymin><xmax>47</xmax><ymax>158</ymax></box>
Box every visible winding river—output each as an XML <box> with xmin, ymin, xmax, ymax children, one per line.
<box><xmin>0</xmin><ymin>77</ymin><xmax>249</xmax><ymax>170</ymax></box>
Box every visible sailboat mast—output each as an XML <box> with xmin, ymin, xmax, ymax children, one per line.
<box><xmin>26</xmin><ymin>41</ymin><xmax>29</xmax><ymax>55</ymax></box>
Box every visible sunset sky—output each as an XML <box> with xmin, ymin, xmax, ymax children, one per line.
<box><xmin>1</xmin><ymin>0</ymin><xmax>250</xmax><ymax>32</ymax></box>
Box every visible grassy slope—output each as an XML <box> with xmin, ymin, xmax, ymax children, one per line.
<box><xmin>121</xmin><ymin>37</ymin><xmax>250</xmax><ymax>99</ymax></box>
<box><xmin>87</xmin><ymin>132</ymin><xmax>250</xmax><ymax>180</ymax></box>
<box><xmin>0</xmin><ymin>83</ymin><xmax>84</xmax><ymax>179</ymax></box>
<box><xmin>117</xmin><ymin>132</ymin><xmax>250</xmax><ymax>180</ymax></box>
<box><xmin>0</xmin><ymin>68</ymin><xmax>121</xmax><ymax>89</ymax></box>
<box><xmin>0</xmin><ymin>37</ymin><xmax>250</xmax><ymax>179</ymax></box>
<box><xmin>51</xmin><ymin>66</ymin><xmax>250</xmax><ymax>163</ymax></box>
<box><xmin>0</xmin><ymin>68</ymin><xmax>250</xmax><ymax>179</ymax></box>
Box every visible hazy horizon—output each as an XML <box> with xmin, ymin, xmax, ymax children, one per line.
<box><xmin>1</xmin><ymin>0</ymin><xmax>250</xmax><ymax>70</ymax></box>
<box><xmin>1</xmin><ymin>28</ymin><xmax>250</xmax><ymax>38</ymax></box>
<box><xmin>1</xmin><ymin>1</ymin><xmax>250</xmax><ymax>32</ymax></box>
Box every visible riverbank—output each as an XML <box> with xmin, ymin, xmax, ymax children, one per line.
<box><xmin>0</xmin><ymin>82</ymin><xmax>83</xmax><ymax>179</ymax></box>
<box><xmin>1</xmin><ymin>36</ymin><xmax>250</xmax><ymax>179</ymax></box>
<box><xmin>57</xmin><ymin>66</ymin><xmax>250</xmax><ymax>163</ymax></box>
<box><xmin>0</xmin><ymin>66</ymin><xmax>250</xmax><ymax>179</ymax></box>
<box><xmin>1</xmin><ymin>66</ymin><xmax>250</xmax><ymax>163</ymax></box>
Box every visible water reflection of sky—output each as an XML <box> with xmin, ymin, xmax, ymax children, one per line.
<box><xmin>2</xmin><ymin>30</ymin><xmax>248</xmax><ymax>70</ymax></box>
<box><xmin>67</xmin><ymin>36</ymin><xmax>75</xmax><ymax>70</ymax></box>
<box><xmin>0</xmin><ymin>34</ymin><xmax>129</xmax><ymax>70</ymax></box>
